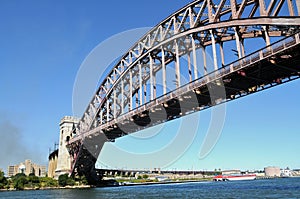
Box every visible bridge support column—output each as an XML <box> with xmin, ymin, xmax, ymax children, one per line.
<box><xmin>161</xmin><ymin>47</ymin><xmax>167</xmax><ymax>95</ymax></box>
<box><xmin>202</xmin><ymin>47</ymin><xmax>207</xmax><ymax>76</ymax></box>
<box><xmin>135</xmin><ymin>92</ymin><xmax>139</xmax><ymax>108</ymax></box>
<box><xmin>263</xmin><ymin>26</ymin><xmax>271</xmax><ymax>46</ymax></box>
<box><xmin>153</xmin><ymin>72</ymin><xmax>156</xmax><ymax>99</ymax></box>
<box><xmin>106</xmin><ymin>100</ymin><xmax>110</xmax><ymax>122</ymax></box>
<box><xmin>139</xmin><ymin>63</ymin><xmax>143</xmax><ymax>105</ymax></box>
<box><xmin>191</xmin><ymin>35</ymin><xmax>198</xmax><ymax>79</ymax></box>
<box><xmin>220</xmin><ymin>42</ymin><xmax>225</xmax><ymax>67</ymax></box>
<box><xmin>100</xmin><ymin>110</ymin><xmax>103</xmax><ymax>124</ymax></box>
<box><xmin>129</xmin><ymin>70</ymin><xmax>133</xmax><ymax>110</ymax></box>
<box><xmin>149</xmin><ymin>55</ymin><xmax>154</xmax><ymax>101</ymax></box>
<box><xmin>144</xmin><ymin>67</ymin><xmax>147</xmax><ymax>103</ymax></box>
<box><xmin>241</xmin><ymin>39</ymin><xmax>245</xmax><ymax>58</ymax></box>
<box><xmin>121</xmin><ymin>79</ymin><xmax>124</xmax><ymax>114</ymax></box>
<box><xmin>210</xmin><ymin>29</ymin><xmax>218</xmax><ymax>70</ymax></box>
<box><xmin>174</xmin><ymin>40</ymin><xmax>181</xmax><ymax>88</ymax></box>
<box><xmin>234</xmin><ymin>27</ymin><xmax>242</xmax><ymax>59</ymax></box>
<box><xmin>187</xmin><ymin>52</ymin><xmax>192</xmax><ymax>82</ymax></box>
<box><xmin>113</xmin><ymin>90</ymin><xmax>117</xmax><ymax>118</ymax></box>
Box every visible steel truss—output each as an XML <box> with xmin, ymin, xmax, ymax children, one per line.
<box><xmin>67</xmin><ymin>0</ymin><xmax>300</xmax><ymax>181</ymax></box>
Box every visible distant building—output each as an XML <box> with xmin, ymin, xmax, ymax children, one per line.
<box><xmin>264</xmin><ymin>166</ymin><xmax>281</xmax><ymax>177</ymax></box>
<box><xmin>7</xmin><ymin>159</ymin><xmax>46</xmax><ymax>177</ymax></box>
<box><xmin>281</xmin><ymin>168</ymin><xmax>292</xmax><ymax>177</ymax></box>
<box><xmin>8</xmin><ymin>165</ymin><xmax>18</xmax><ymax>177</ymax></box>
<box><xmin>54</xmin><ymin>116</ymin><xmax>79</xmax><ymax>179</ymax></box>
<box><xmin>292</xmin><ymin>169</ymin><xmax>300</xmax><ymax>176</ymax></box>
<box><xmin>48</xmin><ymin>149</ymin><xmax>58</xmax><ymax>178</ymax></box>
<box><xmin>222</xmin><ymin>170</ymin><xmax>241</xmax><ymax>175</ymax></box>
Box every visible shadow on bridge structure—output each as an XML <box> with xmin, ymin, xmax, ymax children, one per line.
<box><xmin>67</xmin><ymin>0</ymin><xmax>300</xmax><ymax>185</ymax></box>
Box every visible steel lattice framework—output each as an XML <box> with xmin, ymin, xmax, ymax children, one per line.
<box><xmin>67</xmin><ymin>0</ymin><xmax>300</xmax><ymax>183</ymax></box>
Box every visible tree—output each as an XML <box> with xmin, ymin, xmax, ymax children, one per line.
<box><xmin>28</xmin><ymin>174</ymin><xmax>40</xmax><ymax>184</ymax></box>
<box><xmin>13</xmin><ymin>173</ymin><xmax>26</xmax><ymax>179</ymax></box>
<box><xmin>81</xmin><ymin>176</ymin><xmax>88</xmax><ymax>185</ymax></box>
<box><xmin>40</xmin><ymin>177</ymin><xmax>58</xmax><ymax>187</ymax></box>
<box><xmin>58</xmin><ymin>174</ymin><xmax>68</xmax><ymax>187</ymax></box>
<box><xmin>142</xmin><ymin>174</ymin><xmax>149</xmax><ymax>179</ymax></box>
<box><xmin>13</xmin><ymin>176</ymin><xmax>28</xmax><ymax>190</ymax></box>
<box><xmin>0</xmin><ymin>171</ymin><xmax>8</xmax><ymax>189</ymax></box>
<box><xmin>58</xmin><ymin>174</ymin><xmax>76</xmax><ymax>187</ymax></box>
<box><xmin>66</xmin><ymin>178</ymin><xmax>75</xmax><ymax>186</ymax></box>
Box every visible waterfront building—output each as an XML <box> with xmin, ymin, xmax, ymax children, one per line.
<box><xmin>222</xmin><ymin>170</ymin><xmax>241</xmax><ymax>175</ymax></box>
<box><xmin>54</xmin><ymin>116</ymin><xmax>79</xmax><ymax>179</ymax></box>
<box><xmin>7</xmin><ymin>159</ymin><xmax>46</xmax><ymax>177</ymax></box>
<box><xmin>280</xmin><ymin>168</ymin><xmax>292</xmax><ymax>177</ymax></box>
<box><xmin>264</xmin><ymin>166</ymin><xmax>281</xmax><ymax>177</ymax></box>
<box><xmin>292</xmin><ymin>169</ymin><xmax>300</xmax><ymax>176</ymax></box>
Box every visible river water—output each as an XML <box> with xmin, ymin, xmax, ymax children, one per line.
<box><xmin>1</xmin><ymin>177</ymin><xmax>300</xmax><ymax>199</ymax></box>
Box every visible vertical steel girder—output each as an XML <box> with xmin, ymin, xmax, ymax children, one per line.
<box><xmin>139</xmin><ymin>63</ymin><xmax>143</xmax><ymax>106</ymax></box>
<box><xmin>191</xmin><ymin>35</ymin><xmax>198</xmax><ymax>79</ymax></box>
<box><xmin>129</xmin><ymin>70</ymin><xmax>133</xmax><ymax>110</ymax></box>
<box><xmin>161</xmin><ymin>47</ymin><xmax>167</xmax><ymax>95</ymax></box>
<box><xmin>174</xmin><ymin>39</ymin><xmax>181</xmax><ymax>88</ymax></box>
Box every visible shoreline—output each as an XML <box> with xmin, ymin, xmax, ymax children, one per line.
<box><xmin>0</xmin><ymin>179</ymin><xmax>209</xmax><ymax>192</ymax></box>
<box><xmin>2</xmin><ymin>176</ymin><xmax>299</xmax><ymax>192</ymax></box>
<box><xmin>0</xmin><ymin>185</ymin><xmax>92</xmax><ymax>192</ymax></box>
<box><xmin>118</xmin><ymin>179</ymin><xmax>211</xmax><ymax>187</ymax></box>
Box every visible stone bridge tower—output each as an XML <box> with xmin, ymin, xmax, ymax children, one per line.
<box><xmin>55</xmin><ymin>116</ymin><xmax>79</xmax><ymax>178</ymax></box>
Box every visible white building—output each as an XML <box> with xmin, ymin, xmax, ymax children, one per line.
<box><xmin>281</xmin><ymin>168</ymin><xmax>292</xmax><ymax>177</ymax></box>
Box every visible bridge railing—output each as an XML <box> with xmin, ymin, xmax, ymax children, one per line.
<box><xmin>229</xmin><ymin>32</ymin><xmax>299</xmax><ymax>74</ymax></box>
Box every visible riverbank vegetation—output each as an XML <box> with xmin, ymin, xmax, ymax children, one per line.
<box><xmin>0</xmin><ymin>171</ymin><xmax>88</xmax><ymax>191</ymax></box>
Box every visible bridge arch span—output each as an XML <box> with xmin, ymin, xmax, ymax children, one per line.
<box><xmin>67</xmin><ymin>0</ymin><xmax>300</xmax><ymax>183</ymax></box>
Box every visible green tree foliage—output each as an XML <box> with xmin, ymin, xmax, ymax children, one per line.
<box><xmin>58</xmin><ymin>174</ymin><xmax>68</xmax><ymax>187</ymax></box>
<box><xmin>58</xmin><ymin>174</ymin><xmax>75</xmax><ymax>187</ymax></box>
<box><xmin>13</xmin><ymin>173</ymin><xmax>26</xmax><ymax>179</ymax></box>
<box><xmin>13</xmin><ymin>175</ymin><xmax>28</xmax><ymax>190</ymax></box>
<box><xmin>28</xmin><ymin>173</ymin><xmax>40</xmax><ymax>184</ymax></box>
<box><xmin>142</xmin><ymin>174</ymin><xmax>149</xmax><ymax>179</ymax></box>
<box><xmin>0</xmin><ymin>171</ymin><xmax>8</xmax><ymax>189</ymax></box>
<box><xmin>66</xmin><ymin>178</ymin><xmax>75</xmax><ymax>186</ymax></box>
<box><xmin>40</xmin><ymin>177</ymin><xmax>58</xmax><ymax>187</ymax></box>
<box><xmin>81</xmin><ymin>176</ymin><xmax>88</xmax><ymax>185</ymax></box>
<box><xmin>26</xmin><ymin>173</ymin><xmax>41</xmax><ymax>188</ymax></box>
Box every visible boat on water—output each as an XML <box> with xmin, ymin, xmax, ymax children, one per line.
<box><xmin>213</xmin><ymin>174</ymin><xmax>256</xmax><ymax>181</ymax></box>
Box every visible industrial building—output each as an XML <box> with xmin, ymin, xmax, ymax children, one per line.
<box><xmin>264</xmin><ymin>166</ymin><xmax>281</xmax><ymax>177</ymax></box>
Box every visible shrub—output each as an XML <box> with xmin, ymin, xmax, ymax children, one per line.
<box><xmin>14</xmin><ymin>176</ymin><xmax>28</xmax><ymax>190</ymax></box>
<box><xmin>58</xmin><ymin>174</ymin><xmax>69</xmax><ymax>187</ymax></box>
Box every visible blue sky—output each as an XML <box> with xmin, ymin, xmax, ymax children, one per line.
<box><xmin>0</xmin><ymin>0</ymin><xmax>299</xmax><ymax>173</ymax></box>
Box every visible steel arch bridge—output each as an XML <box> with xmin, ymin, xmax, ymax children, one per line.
<box><xmin>67</xmin><ymin>0</ymin><xmax>300</xmax><ymax>184</ymax></box>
